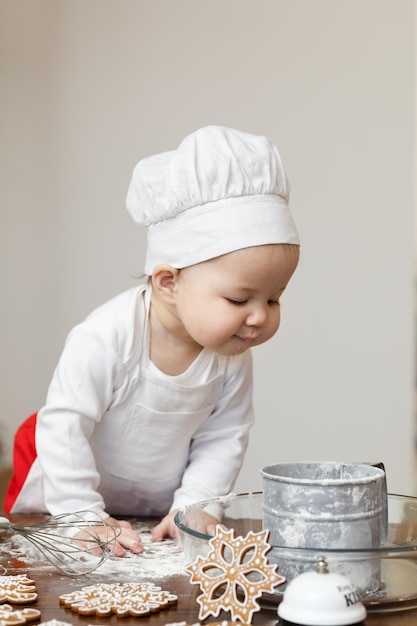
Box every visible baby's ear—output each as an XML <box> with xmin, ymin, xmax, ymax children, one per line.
<box><xmin>151</xmin><ymin>264</ymin><xmax>179</xmax><ymax>302</ymax></box>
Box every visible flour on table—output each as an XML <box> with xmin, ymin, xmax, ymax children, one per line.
<box><xmin>0</xmin><ymin>521</ymin><xmax>186</xmax><ymax>579</ymax></box>
<box><xmin>38</xmin><ymin>621</ymin><xmax>73</xmax><ymax>626</ymax></box>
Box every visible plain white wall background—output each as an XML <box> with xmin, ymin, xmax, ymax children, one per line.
<box><xmin>1</xmin><ymin>1</ymin><xmax>416</xmax><ymax>497</ymax></box>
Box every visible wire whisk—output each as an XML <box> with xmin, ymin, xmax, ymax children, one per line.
<box><xmin>0</xmin><ymin>511</ymin><xmax>121</xmax><ymax>575</ymax></box>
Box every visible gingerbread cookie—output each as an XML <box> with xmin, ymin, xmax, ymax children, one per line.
<box><xmin>0</xmin><ymin>576</ymin><xmax>37</xmax><ymax>605</ymax></box>
<box><xmin>186</xmin><ymin>527</ymin><xmax>285</xmax><ymax>623</ymax></box>
<box><xmin>59</xmin><ymin>582</ymin><xmax>177</xmax><ymax>617</ymax></box>
<box><xmin>0</xmin><ymin>603</ymin><xmax>41</xmax><ymax>625</ymax></box>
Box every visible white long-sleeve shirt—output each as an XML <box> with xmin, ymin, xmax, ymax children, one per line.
<box><xmin>11</xmin><ymin>284</ymin><xmax>254</xmax><ymax>518</ymax></box>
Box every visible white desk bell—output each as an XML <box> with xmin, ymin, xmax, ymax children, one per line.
<box><xmin>278</xmin><ymin>558</ymin><xmax>367</xmax><ymax>626</ymax></box>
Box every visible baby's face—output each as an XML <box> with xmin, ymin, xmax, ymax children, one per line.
<box><xmin>173</xmin><ymin>244</ymin><xmax>299</xmax><ymax>356</ymax></box>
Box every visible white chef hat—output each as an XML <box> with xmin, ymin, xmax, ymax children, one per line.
<box><xmin>126</xmin><ymin>126</ymin><xmax>299</xmax><ymax>275</ymax></box>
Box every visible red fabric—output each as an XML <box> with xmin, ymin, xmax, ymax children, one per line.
<box><xmin>4</xmin><ymin>413</ymin><xmax>38</xmax><ymax>513</ymax></box>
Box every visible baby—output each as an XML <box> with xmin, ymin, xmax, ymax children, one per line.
<box><xmin>6</xmin><ymin>126</ymin><xmax>300</xmax><ymax>556</ymax></box>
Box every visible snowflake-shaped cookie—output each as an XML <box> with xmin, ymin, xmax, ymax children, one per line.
<box><xmin>186</xmin><ymin>527</ymin><xmax>285</xmax><ymax>623</ymax></box>
<box><xmin>59</xmin><ymin>582</ymin><xmax>177</xmax><ymax>617</ymax></box>
<box><xmin>0</xmin><ymin>576</ymin><xmax>37</xmax><ymax>605</ymax></box>
<box><xmin>0</xmin><ymin>603</ymin><xmax>41</xmax><ymax>625</ymax></box>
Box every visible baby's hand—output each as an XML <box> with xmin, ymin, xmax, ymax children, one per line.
<box><xmin>183</xmin><ymin>509</ymin><xmax>224</xmax><ymax>537</ymax></box>
<box><xmin>105</xmin><ymin>517</ymin><xmax>144</xmax><ymax>557</ymax></box>
<box><xmin>151</xmin><ymin>510</ymin><xmax>180</xmax><ymax>543</ymax></box>
<box><xmin>151</xmin><ymin>509</ymin><xmax>223</xmax><ymax>544</ymax></box>
<box><xmin>74</xmin><ymin>517</ymin><xmax>143</xmax><ymax>558</ymax></box>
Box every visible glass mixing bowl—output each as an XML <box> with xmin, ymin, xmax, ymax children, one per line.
<box><xmin>174</xmin><ymin>492</ymin><xmax>417</xmax><ymax>613</ymax></box>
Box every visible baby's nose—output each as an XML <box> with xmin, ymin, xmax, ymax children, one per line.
<box><xmin>246</xmin><ymin>304</ymin><xmax>267</xmax><ymax>327</ymax></box>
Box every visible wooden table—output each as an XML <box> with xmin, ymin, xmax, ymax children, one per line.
<box><xmin>0</xmin><ymin>515</ymin><xmax>416</xmax><ymax>626</ymax></box>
